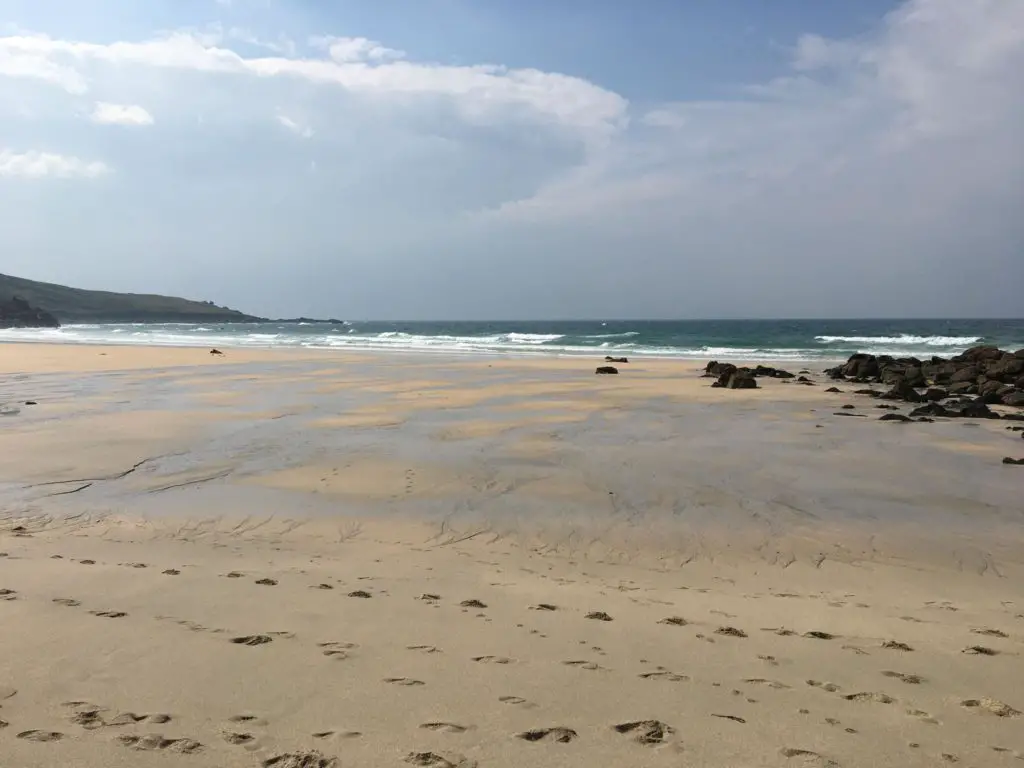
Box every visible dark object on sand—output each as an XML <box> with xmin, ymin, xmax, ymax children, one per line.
<box><xmin>841</xmin><ymin>404</ymin><xmax>856</xmax><ymax>410</ymax></box>
<box><xmin>24</xmin><ymin>401</ymin><xmax>37</xmax><ymax>406</ymax></box>
<box><xmin>910</xmin><ymin>402</ymin><xmax>951</xmax><ymax>418</ymax></box>
<box><xmin>605</xmin><ymin>356</ymin><xmax>628</xmax><ymax>363</ymax></box>
<box><xmin>710</xmin><ymin>365</ymin><xmax>758</xmax><ymax>390</ymax></box>
<box><xmin>879</xmin><ymin>413</ymin><xmax>912</xmax><ymax>422</ymax></box>
<box><xmin>825</xmin><ymin>387</ymin><xmax>842</xmax><ymax>393</ymax></box>
<box><xmin>210</xmin><ymin>348</ymin><xmax>224</xmax><ymax>356</ymax></box>
<box><xmin>596</xmin><ymin>366</ymin><xmax>619</xmax><ymax>375</ymax></box>
<box><xmin>0</xmin><ymin>296</ymin><xmax>59</xmax><ymax>329</ymax></box>
<box><xmin>1003</xmin><ymin>457</ymin><xmax>1024</xmax><ymax>465</ymax></box>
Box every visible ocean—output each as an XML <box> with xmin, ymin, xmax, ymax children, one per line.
<box><xmin>1</xmin><ymin>319</ymin><xmax>1022</xmax><ymax>361</ymax></box>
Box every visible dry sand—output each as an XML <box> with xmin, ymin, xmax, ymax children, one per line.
<box><xmin>1</xmin><ymin>343</ymin><xmax>1023</xmax><ymax>767</ymax></box>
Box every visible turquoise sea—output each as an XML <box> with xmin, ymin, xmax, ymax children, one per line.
<box><xmin>2</xmin><ymin>319</ymin><xmax>1022</xmax><ymax>361</ymax></box>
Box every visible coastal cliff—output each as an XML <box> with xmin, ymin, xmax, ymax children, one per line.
<box><xmin>0</xmin><ymin>273</ymin><xmax>263</xmax><ymax>325</ymax></box>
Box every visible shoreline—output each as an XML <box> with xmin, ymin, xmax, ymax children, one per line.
<box><xmin>0</xmin><ymin>340</ymin><xmax>844</xmax><ymax>375</ymax></box>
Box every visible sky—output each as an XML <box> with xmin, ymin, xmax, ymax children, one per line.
<box><xmin>1</xmin><ymin>0</ymin><xmax>1021</xmax><ymax>320</ymax></box>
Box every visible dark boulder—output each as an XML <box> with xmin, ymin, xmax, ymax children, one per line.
<box><xmin>705</xmin><ymin>361</ymin><xmax>735</xmax><ymax>378</ymax></box>
<box><xmin>855</xmin><ymin>389</ymin><xmax>882</xmax><ymax>397</ymax></box>
<box><xmin>719</xmin><ymin>368</ymin><xmax>758</xmax><ymax>389</ymax></box>
<box><xmin>825</xmin><ymin>387</ymin><xmax>842</xmax><ymax>393</ymax></box>
<box><xmin>605</xmin><ymin>356</ymin><xmax>628</xmax><ymax>363</ymax></box>
<box><xmin>752</xmin><ymin>365</ymin><xmax>794</xmax><ymax>379</ymax></box>
<box><xmin>880</xmin><ymin>380</ymin><xmax>924</xmax><ymax>403</ymax></box>
<box><xmin>985</xmin><ymin>356</ymin><xmax>1024</xmax><ymax>382</ymax></box>
<box><xmin>0</xmin><ymin>296</ymin><xmax>60</xmax><ymax>329</ymax></box>
<box><xmin>924</xmin><ymin>388</ymin><xmax>948</xmax><ymax>401</ymax></box>
<box><xmin>1002</xmin><ymin>457</ymin><xmax>1024</xmax><ymax>465</ymax></box>
<box><xmin>952</xmin><ymin>345</ymin><xmax>1003</xmax><ymax>364</ymax></box>
<box><xmin>1003</xmin><ymin>391</ymin><xmax>1024</xmax><ymax>407</ymax></box>
<box><xmin>841</xmin><ymin>354</ymin><xmax>880</xmax><ymax>380</ymax></box>
<box><xmin>910</xmin><ymin>403</ymin><xmax>951</xmax><ymax>418</ymax></box>
<box><xmin>948</xmin><ymin>400</ymin><xmax>1000</xmax><ymax>419</ymax></box>
<box><xmin>950</xmin><ymin>366</ymin><xmax>979</xmax><ymax>383</ymax></box>
<box><xmin>879</xmin><ymin>413</ymin><xmax>912</xmax><ymax>422</ymax></box>
<box><xmin>949</xmin><ymin>381</ymin><xmax>976</xmax><ymax>395</ymax></box>
<box><xmin>596</xmin><ymin>366</ymin><xmax>619</xmax><ymax>375</ymax></box>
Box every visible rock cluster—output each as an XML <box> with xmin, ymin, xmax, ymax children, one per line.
<box><xmin>0</xmin><ymin>296</ymin><xmax>60</xmax><ymax>329</ymax></box>
<box><xmin>824</xmin><ymin>346</ymin><xmax>1024</xmax><ymax>408</ymax></box>
<box><xmin>704</xmin><ymin>362</ymin><xmax>797</xmax><ymax>390</ymax></box>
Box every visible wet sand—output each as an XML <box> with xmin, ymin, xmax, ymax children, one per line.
<box><xmin>1</xmin><ymin>343</ymin><xmax>1022</xmax><ymax>767</ymax></box>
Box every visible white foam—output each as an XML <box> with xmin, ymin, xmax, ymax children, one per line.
<box><xmin>815</xmin><ymin>334</ymin><xmax>981</xmax><ymax>346</ymax></box>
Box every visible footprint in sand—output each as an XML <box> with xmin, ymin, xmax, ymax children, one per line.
<box><xmin>162</xmin><ymin>569</ymin><xmax>181</xmax><ymax>575</ymax></box>
<box><xmin>384</xmin><ymin>677</ymin><xmax>425</xmax><ymax>687</ymax></box>
<box><xmin>780</xmin><ymin>747</ymin><xmax>841</xmax><ymax>767</ymax></box>
<box><xmin>319</xmin><ymin>641</ymin><xmax>357</xmax><ymax>651</ymax></box>
<box><xmin>881</xmin><ymin>640</ymin><xmax>913</xmax><ymax>651</ymax></box>
<box><xmin>255</xmin><ymin>578</ymin><xmax>278</xmax><ymax>586</ymax></box>
<box><xmin>530</xmin><ymin>603</ymin><xmax>558</xmax><ymax>611</ymax></box>
<box><xmin>420</xmin><ymin>722</ymin><xmax>471</xmax><ymax>734</ymax></box>
<box><xmin>971</xmin><ymin>628</ymin><xmax>1008</xmax><ymax>638</ymax></box>
<box><xmin>882</xmin><ymin>671</ymin><xmax>925</xmax><ymax>684</ymax></box>
<box><xmin>562</xmin><ymin>660</ymin><xmax>605</xmax><ymax>671</ymax></box>
<box><xmin>0</xmin><ymin>588</ymin><xmax>16</xmax><ymax>601</ymax></box>
<box><xmin>90</xmin><ymin>610</ymin><xmax>128</xmax><ymax>618</ymax></box>
<box><xmin>498</xmin><ymin>696</ymin><xmax>534</xmax><ymax>707</ymax></box>
<box><xmin>231</xmin><ymin>635</ymin><xmax>273</xmax><ymax>646</ymax></box>
<box><xmin>348</xmin><ymin>590</ymin><xmax>373</xmax><ymax>599</ymax></box>
<box><xmin>222</xmin><ymin>731</ymin><xmax>256</xmax><ymax>745</ymax></box>
<box><xmin>905</xmin><ymin>707</ymin><xmax>940</xmax><ymax>724</ymax></box>
<box><xmin>228</xmin><ymin>714</ymin><xmax>268</xmax><ymax>727</ymax></box>
<box><xmin>312</xmin><ymin>730</ymin><xmax>361</xmax><ymax>740</ymax></box>
<box><xmin>124</xmin><ymin>563</ymin><xmax>147</xmax><ymax>569</ymax></box>
<box><xmin>17</xmin><ymin>730</ymin><xmax>64</xmax><ymax>742</ymax></box>
<box><xmin>118</xmin><ymin>734</ymin><xmax>203</xmax><ymax>754</ymax></box>
<box><xmin>612</xmin><ymin>720</ymin><xmax>675</xmax><ymax>746</ymax></box>
<box><xmin>312</xmin><ymin>583</ymin><xmax>333</xmax><ymax>590</ymax></box>
<box><xmin>744</xmin><ymin>678</ymin><xmax>792</xmax><ymax>690</ymax></box>
<box><xmin>472</xmin><ymin>655</ymin><xmax>513</xmax><ymax>664</ymax></box>
<box><xmin>517</xmin><ymin>727</ymin><xmax>578</xmax><ymax>744</ymax></box>
<box><xmin>460</xmin><ymin>599</ymin><xmax>487</xmax><ymax>609</ymax></box>
<box><xmin>404</xmin><ymin>752</ymin><xmax>476</xmax><ymax>768</ymax></box>
<box><xmin>264</xmin><ymin>751</ymin><xmax>339</xmax><ymax>768</ymax></box>
<box><xmin>803</xmin><ymin>631</ymin><xmax>838</xmax><ymax>640</ymax></box>
<box><xmin>407</xmin><ymin>645</ymin><xmax>442</xmax><ymax>654</ymax></box>
<box><xmin>658</xmin><ymin>616</ymin><xmax>688</xmax><ymax>626</ymax></box>
<box><xmin>418</xmin><ymin>593</ymin><xmax>441</xmax><ymax>602</ymax></box>
<box><xmin>807</xmin><ymin>680</ymin><xmax>842</xmax><ymax>692</ymax></box>
<box><xmin>963</xmin><ymin>645</ymin><xmax>999</xmax><ymax>656</ymax></box>
<box><xmin>639</xmin><ymin>670</ymin><xmax>689</xmax><ymax>683</ymax></box>
<box><xmin>843</xmin><ymin>692</ymin><xmax>895</xmax><ymax>704</ymax></box>
<box><xmin>961</xmin><ymin>698</ymin><xmax>1021</xmax><ymax>717</ymax></box>
<box><xmin>225</xmin><ymin>572</ymin><xmax>245</xmax><ymax>578</ymax></box>
<box><xmin>585</xmin><ymin>611</ymin><xmax>613</xmax><ymax>621</ymax></box>
<box><xmin>712</xmin><ymin>714</ymin><xmax>746</xmax><ymax>724</ymax></box>
<box><xmin>715</xmin><ymin>626</ymin><xmax>748</xmax><ymax>638</ymax></box>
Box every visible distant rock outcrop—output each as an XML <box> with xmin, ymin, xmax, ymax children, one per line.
<box><xmin>823</xmin><ymin>346</ymin><xmax>1024</xmax><ymax>408</ymax></box>
<box><xmin>0</xmin><ymin>296</ymin><xmax>60</xmax><ymax>329</ymax></box>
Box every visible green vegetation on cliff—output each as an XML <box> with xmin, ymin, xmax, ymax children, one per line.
<box><xmin>0</xmin><ymin>273</ymin><xmax>263</xmax><ymax>324</ymax></box>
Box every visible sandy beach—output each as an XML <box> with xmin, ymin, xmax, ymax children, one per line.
<box><xmin>1</xmin><ymin>343</ymin><xmax>1022</xmax><ymax>768</ymax></box>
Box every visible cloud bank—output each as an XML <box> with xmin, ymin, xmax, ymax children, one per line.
<box><xmin>0</xmin><ymin>0</ymin><xmax>1020</xmax><ymax>319</ymax></box>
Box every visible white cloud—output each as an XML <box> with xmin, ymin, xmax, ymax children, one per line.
<box><xmin>486</xmin><ymin>0</ymin><xmax>1024</xmax><ymax>222</ymax></box>
<box><xmin>0</xmin><ymin>32</ymin><xmax>626</xmax><ymax>143</ymax></box>
<box><xmin>0</xmin><ymin>149</ymin><xmax>109</xmax><ymax>178</ymax></box>
<box><xmin>310</xmin><ymin>35</ymin><xmax>405</xmax><ymax>63</ymax></box>
<box><xmin>276</xmin><ymin>113</ymin><xmax>312</xmax><ymax>138</ymax></box>
<box><xmin>90</xmin><ymin>101</ymin><xmax>154</xmax><ymax>125</ymax></box>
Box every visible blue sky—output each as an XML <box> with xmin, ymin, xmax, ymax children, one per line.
<box><xmin>1</xmin><ymin>0</ymin><xmax>1021</xmax><ymax>319</ymax></box>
